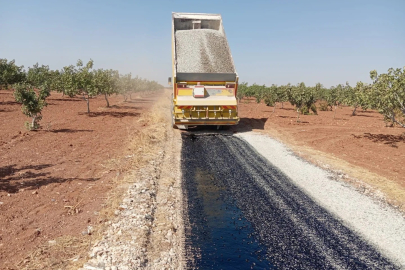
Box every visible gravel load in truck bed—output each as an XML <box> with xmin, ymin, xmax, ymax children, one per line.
<box><xmin>175</xmin><ymin>29</ymin><xmax>235</xmax><ymax>73</ymax></box>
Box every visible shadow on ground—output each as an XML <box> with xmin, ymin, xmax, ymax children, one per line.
<box><xmin>51</xmin><ymin>129</ymin><xmax>93</xmax><ymax>133</ymax></box>
<box><xmin>354</xmin><ymin>133</ymin><xmax>405</xmax><ymax>148</ymax></box>
<box><xmin>79</xmin><ymin>111</ymin><xmax>140</xmax><ymax>118</ymax></box>
<box><xmin>0</xmin><ymin>164</ymin><xmax>99</xmax><ymax>193</ymax></box>
<box><xmin>177</xmin><ymin>118</ymin><xmax>268</xmax><ymax>135</ymax></box>
<box><xmin>0</xmin><ymin>101</ymin><xmax>19</xmax><ymax>106</ymax></box>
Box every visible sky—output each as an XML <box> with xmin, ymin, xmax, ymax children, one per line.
<box><xmin>1</xmin><ymin>0</ymin><xmax>404</xmax><ymax>87</ymax></box>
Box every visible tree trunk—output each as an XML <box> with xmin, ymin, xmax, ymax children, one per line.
<box><xmin>334</xmin><ymin>105</ymin><xmax>337</xmax><ymax>119</ymax></box>
<box><xmin>296</xmin><ymin>108</ymin><xmax>300</xmax><ymax>122</ymax></box>
<box><xmin>31</xmin><ymin>115</ymin><xmax>37</xmax><ymax>130</ymax></box>
<box><xmin>281</xmin><ymin>102</ymin><xmax>284</xmax><ymax>109</ymax></box>
<box><xmin>104</xmin><ymin>93</ymin><xmax>110</xmax><ymax>107</ymax></box>
<box><xmin>394</xmin><ymin>119</ymin><xmax>405</xmax><ymax>128</ymax></box>
<box><xmin>391</xmin><ymin>112</ymin><xmax>397</xmax><ymax>127</ymax></box>
<box><xmin>85</xmin><ymin>95</ymin><xmax>90</xmax><ymax>113</ymax></box>
<box><xmin>352</xmin><ymin>106</ymin><xmax>357</xmax><ymax>116</ymax></box>
<box><xmin>273</xmin><ymin>103</ymin><xmax>276</xmax><ymax>113</ymax></box>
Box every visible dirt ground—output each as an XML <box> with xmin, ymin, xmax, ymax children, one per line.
<box><xmin>2</xmin><ymin>89</ymin><xmax>404</xmax><ymax>268</ymax></box>
<box><xmin>237</xmin><ymin>99</ymin><xmax>405</xmax><ymax>207</ymax></box>
<box><xmin>0</xmin><ymin>90</ymin><xmax>159</xmax><ymax>269</ymax></box>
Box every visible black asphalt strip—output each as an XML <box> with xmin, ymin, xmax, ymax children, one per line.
<box><xmin>181</xmin><ymin>134</ymin><xmax>398</xmax><ymax>270</ymax></box>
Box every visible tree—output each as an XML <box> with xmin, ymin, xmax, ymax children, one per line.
<box><xmin>56</xmin><ymin>65</ymin><xmax>78</xmax><ymax>97</ymax></box>
<box><xmin>251</xmin><ymin>83</ymin><xmax>266</xmax><ymax>104</ymax></box>
<box><xmin>325</xmin><ymin>84</ymin><xmax>343</xmax><ymax>119</ymax></box>
<box><xmin>276</xmin><ymin>85</ymin><xmax>289</xmax><ymax>109</ymax></box>
<box><xmin>94</xmin><ymin>69</ymin><xmax>119</xmax><ymax>107</ymax></box>
<box><xmin>26</xmin><ymin>63</ymin><xmax>53</xmax><ymax>90</ymax></box>
<box><xmin>0</xmin><ymin>59</ymin><xmax>26</xmax><ymax>88</ymax></box>
<box><xmin>262</xmin><ymin>84</ymin><xmax>279</xmax><ymax>112</ymax></box>
<box><xmin>236</xmin><ymin>82</ymin><xmax>248</xmax><ymax>102</ymax></box>
<box><xmin>13</xmin><ymin>82</ymin><xmax>50</xmax><ymax>130</ymax></box>
<box><xmin>118</xmin><ymin>73</ymin><xmax>133</xmax><ymax>101</ymax></box>
<box><xmin>370</xmin><ymin>67</ymin><xmax>405</xmax><ymax>127</ymax></box>
<box><xmin>75</xmin><ymin>59</ymin><xmax>97</xmax><ymax>113</ymax></box>
<box><xmin>287</xmin><ymin>82</ymin><xmax>317</xmax><ymax>122</ymax></box>
<box><xmin>344</xmin><ymin>82</ymin><xmax>371</xmax><ymax>116</ymax></box>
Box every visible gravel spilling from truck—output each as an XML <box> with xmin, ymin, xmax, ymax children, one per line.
<box><xmin>175</xmin><ymin>29</ymin><xmax>235</xmax><ymax>73</ymax></box>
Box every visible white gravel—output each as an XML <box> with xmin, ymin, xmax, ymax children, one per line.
<box><xmin>175</xmin><ymin>29</ymin><xmax>235</xmax><ymax>73</ymax></box>
<box><xmin>237</xmin><ymin>132</ymin><xmax>405</xmax><ymax>268</ymax></box>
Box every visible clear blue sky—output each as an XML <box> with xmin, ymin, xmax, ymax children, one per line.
<box><xmin>1</xmin><ymin>0</ymin><xmax>404</xmax><ymax>87</ymax></box>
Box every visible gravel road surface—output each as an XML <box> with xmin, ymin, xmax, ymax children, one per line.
<box><xmin>181</xmin><ymin>132</ymin><xmax>405</xmax><ymax>269</ymax></box>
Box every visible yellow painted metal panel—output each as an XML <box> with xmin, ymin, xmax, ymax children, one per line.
<box><xmin>175</xmin><ymin>96</ymin><xmax>237</xmax><ymax>106</ymax></box>
<box><xmin>177</xmin><ymin>89</ymin><xmax>193</xmax><ymax>96</ymax></box>
<box><xmin>174</xmin><ymin>120</ymin><xmax>239</xmax><ymax>126</ymax></box>
<box><xmin>176</xmin><ymin>99</ymin><xmax>237</xmax><ymax>106</ymax></box>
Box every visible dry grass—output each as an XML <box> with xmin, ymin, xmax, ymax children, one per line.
<box><xmin>18</xmin><ymin>93</ymin><xmax>170</xmax><ymax>270</ymax></box>
<box><xmin>17</xmin><ymin>236</ymin><xmax>90</xmax><ymax>270</ymax></box>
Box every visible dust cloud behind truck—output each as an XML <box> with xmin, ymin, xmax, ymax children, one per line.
<box><xmin>170</xmin><ymin>12</ymin><xmax>239</xmax><ymax>129</ymax></box>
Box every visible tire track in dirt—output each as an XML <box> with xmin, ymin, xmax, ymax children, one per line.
<box><xmin>181</xmin><ymin>134</ymin><xmax>399</xmax><ymax>269</ymax></box>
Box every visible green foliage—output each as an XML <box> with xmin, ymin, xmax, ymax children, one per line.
<box><xmin>47</xmin><ymin>65</ymin><xmax>74</xmax><ymax>97</ymax></box>
<box><xmin>232</xmin><ymin>67</ymin><xmax>404</xmax><ymax>127</ymax></box>
<box><xmin>236</xmin><ymin>82</ymin><xmax>248</xmax><ymax>101</ymax></box>
<box><xmin>344</xmin><ymin>82</ymin><xmax>371</xmax><ymax>116</ymax></box>
<box><xmin>74</xmin><ymin>59</ymin><xmax>97</xmax><ymax>113</ymax></box>
<box><xmin>4</xmin><ymin>58</ymin><xmax>163</xmax><ymax>128</ymax></box>
<box><xmin>117</xmin><ymin>73</ymin><xmax>162</xmax><ymax>101</ymax></box>
<box><xmin>94</xmin><ymin>69</ymin><xmax>119</xmax><ymax>107</ymax></box>
<box><xmin>286</xmin><ymin>82</ymin><xmax>317</xmax><ymax>120</ymax></box>
<box><xmin>27</xmin><ymin>63</ymin><xmax>53</xmax><ymax>90</ymax></box>
<box><xmin>251</xmin><ymin>84</ymin><xmax>266</xmax><ymax>103</ymax></box>
<box><xmin>118</xmin><ymin>73</ymin><xmax>134</xmax><ymax>101</ymax></box>
<box><xmin>299</xmin><ymin>104</ymin><xmax>318</xmax><ymax>115</ymax></box>
<box><xmin>318</xmin><ymin>101</ymin><xmax>330</xmax><ymax>111</ymax></box>
<box><xmin>370</xmin><ymin>67</ymin><xmax>405</xmax><ymax>127</ymax></box>
<box><xmin>0</xmin><ymin>59</ymin><xmax>26</xmax><ymax>88</ymax></box>
<box><xmin>13</xmin><ymin>82</ymin><xmax>50</xmax><ymax>130</ymax></box>
<box><xmin>263</xmin><ymin>85</ymin><xmax>278</xmax><ymax>106</ymax></box>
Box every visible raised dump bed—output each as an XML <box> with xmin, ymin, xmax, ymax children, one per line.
<box><xmin>171</xmin><ymin>13</ymin><xmax>239</xmax><ymax>128</ymax></box>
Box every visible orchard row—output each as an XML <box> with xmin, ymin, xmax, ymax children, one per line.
<box><xmin>0</xmin><ymin>59</ymin><xmax>163</xmax><ymax>129</ymax></box>
<box><xmin>237</xmin><ymin>67</ymin><xmax>405</xmax><ymax>127</ymax></box>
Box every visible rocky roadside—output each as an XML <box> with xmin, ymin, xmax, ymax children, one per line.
<box><xmin>80</xmin><ymin>97</ymin><xmax>184</xmax><ymax>270</ymax></box>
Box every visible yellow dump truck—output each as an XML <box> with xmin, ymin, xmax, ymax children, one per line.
<box><xmin>170</xmin><ymin>12</ymin><xmax>239</xmax><ymax>129</ymax></box>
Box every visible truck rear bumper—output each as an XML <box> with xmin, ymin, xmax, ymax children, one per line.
<box><xmin>174</xmin><ymin>118</ymin><xmax>239</xmax><ymax>126</ymax></box>
<box><xmin>173</xmin><ymin>104</ymin><xmax>239</xmax><ymax>126</ymax></box>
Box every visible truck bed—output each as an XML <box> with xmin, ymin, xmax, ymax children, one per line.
<box><xmin>172</xmin><ymin>13</ymin><xmax>237</xmax><ymax>78</ymax></box>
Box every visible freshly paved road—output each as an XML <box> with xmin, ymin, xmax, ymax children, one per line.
<box><xmin>181</xmin><ymin>133</ymin><xmax>398</xmax><ymax>269</ymax></box>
